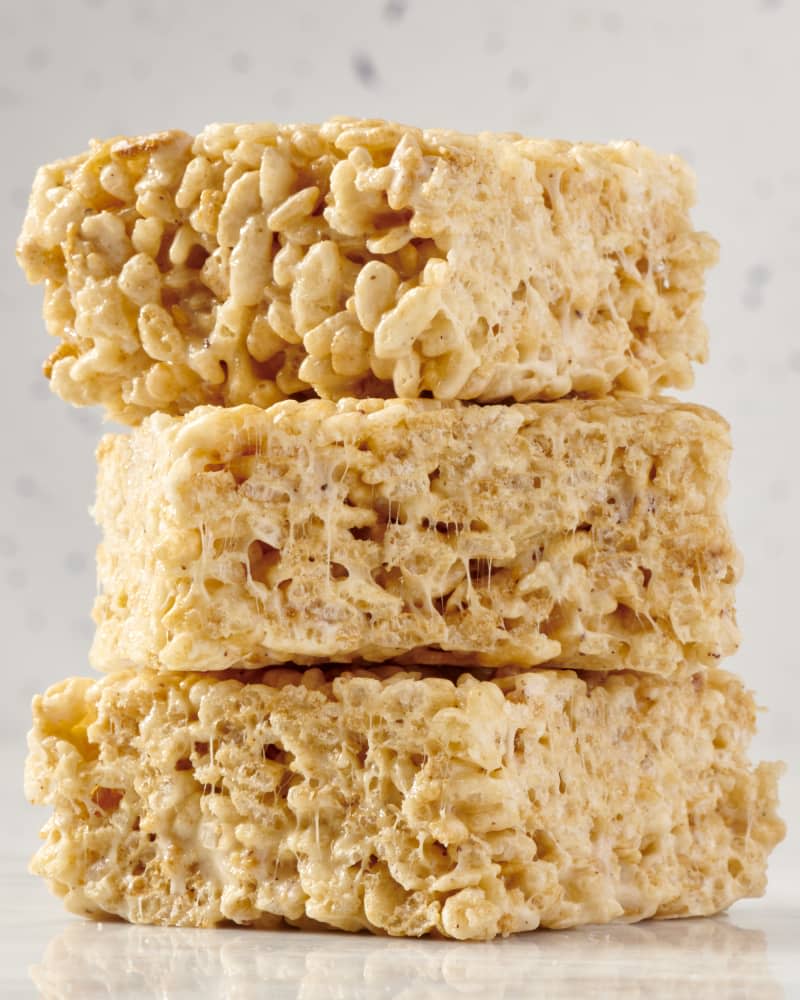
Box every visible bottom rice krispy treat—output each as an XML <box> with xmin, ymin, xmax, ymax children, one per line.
<box><xmin>26</xmin><ymin>666</ymin><xmax>783</xmax><ymax>940</ymax></box>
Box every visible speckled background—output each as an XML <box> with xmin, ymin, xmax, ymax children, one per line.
<box><xmin>1</xmin><ymin>0</ymin><xmax>797</xmax><ymax>844</ymax></box>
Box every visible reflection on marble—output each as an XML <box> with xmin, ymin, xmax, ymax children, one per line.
<box><xmin>31</xmin><ymin>916</ymin><xmax>782</xmax><ymax>1000</ymax></box>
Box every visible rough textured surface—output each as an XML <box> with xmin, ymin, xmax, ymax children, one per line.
<box><xmin>25</xmin><ymin>665</ymin><xmax>784</xmax><ymax>940</ymax></box>
<box><xmin>92</xmin><ymin>397</ymin><xmax>739</xmax><ymax>675</ymax></box>
<box><xmin>17</xmin><ymin>118</ymin><xmax>717</xmax><ymax>423</ymax></box>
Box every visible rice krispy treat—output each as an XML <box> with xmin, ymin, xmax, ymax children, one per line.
<box><xmin>17</xmin><ymin>118</ymin><xmax>717</xmax><ymax>423</ymax></box>
<box><xmin>92</xmin><ymin>396</ymin><xmax>739</xmax><ymax>675</ymax></box>
<box><xmin>25</xmin><ymin>665</ymin><xmax>784</xmax><ymax>940</ymax></box>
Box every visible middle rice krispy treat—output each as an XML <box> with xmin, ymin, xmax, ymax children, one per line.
<box><xmin>92</xmin><ymin>396</ymin><xmax>739</xmax><ymax>675</ymax></box>
<box><xmin>25</xmin><ymin>665</ymin><xmax>784</xmax><ymax>939</ymax></box>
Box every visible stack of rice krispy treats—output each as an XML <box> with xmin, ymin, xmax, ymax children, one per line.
<box><xmin>18</xmin><ymin>119</ymin><xmax>784</xmax><ymax>940</ymax></box>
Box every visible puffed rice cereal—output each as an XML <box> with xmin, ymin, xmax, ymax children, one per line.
<box><xmin>18</xmin><ymin>118</ymin><xmax>717</xmax><ymax>422</ymax></box>
<box><xmin>25</xmin><ymin>665</ymin><xmax>783</xmax><ymax>939</ymax></box>
<box><xmin>91</xmin><ymin>396</ymin><xmax>739</xmax><ymax>674</ymax></box>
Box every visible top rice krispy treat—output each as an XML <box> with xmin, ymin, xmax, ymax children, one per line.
<box><xmin>17</xmin><ymin>118</ymin><xmax>717</xmax><ymax>423</ymax></box>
